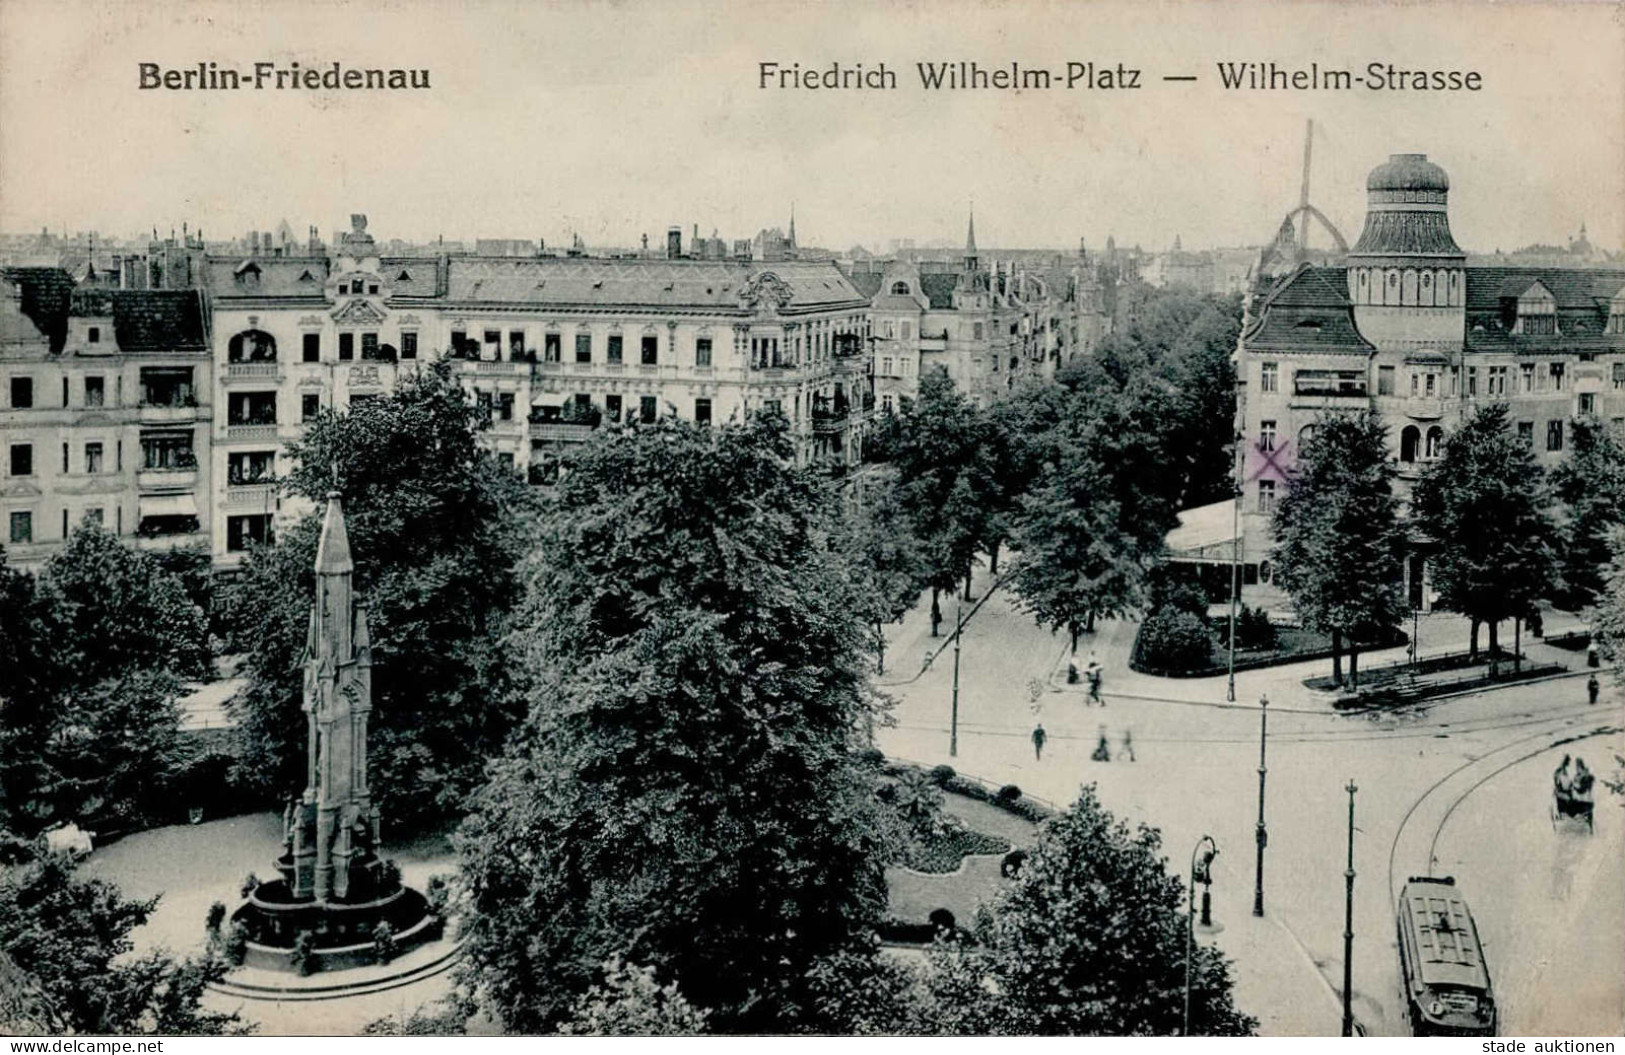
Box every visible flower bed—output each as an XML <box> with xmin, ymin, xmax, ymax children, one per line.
<box><xmin>903</xmin><ymin>827</ymin><xmax>1010</xmax><ymax>874</ymax></box>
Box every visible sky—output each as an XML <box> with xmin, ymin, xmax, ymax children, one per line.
<box><xmin>1</xmin><ymin>0</ymin><xmax>1622</xmax><ymax>255</ymax></box>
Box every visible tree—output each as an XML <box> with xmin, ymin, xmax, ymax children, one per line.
<box><xmin>893</xmin><ymin>372</ymin><xmax>993</xmax><ymax>619</ymax></box>
<box><xmin>36</xmin><ymin>522</ymin><xmax>210</xmax><ymax>690</ymax></box>
<box><xmin>1271</xmin><ymin>411</ymin><xmax>1409</xmax><ymax>686</ymax></box>
<box><xmin>0</xmin><ymin>841</ymin><xmax>246</xmax><ymax>1035</ymax></box>
<box><xmin>225</xmin><ymin>359</ymin><xmax>536</xmax><ymax>832</ymax></box>
<box><xmin>456</xmin><ymin>417</ymin><xmax>889</xmax><ymax>1034</ymax></box>
<box><xmin>555</xmin><ymin>957</ymin><xmax>710</xmax><ymax>1036</ymax></box>
<box><xmin>917</xmin><ymin>786</ymin><xmax>1256</xmax><ymax>1035</ymax></box>
<box><xmin>1550</xmin><ymin>416</ymin><xmax>1625</xmax><ymax>610</ymax></box>
<box><xmin>1595</xmin><ymin>528</ymin><xmax>1625</xmax><ymax>684</ymax></box>
<box><xmin>1413</xmin><ymin>404</ymin><xmax>1559</xmax><ymax>660</ymax></box>
<box><xmin>837</xmin><ymin>468</ymin><xmax>927</xmax><ymax>675</ymax></box>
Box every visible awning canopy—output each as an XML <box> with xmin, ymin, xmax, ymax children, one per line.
<box><xmin>138</xmin><ymin>493</ymin><xmax>198</xmax><ymax>519</ymax></box>
<box><xmin>1165</xmin><ymin>499</ymin><xmax>1273</xmax><ymax>564</ymax></box>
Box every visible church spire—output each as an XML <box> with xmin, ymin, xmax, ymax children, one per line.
<box><xmin>964</xmin><ymin>204</ymin><xmax>978</xmax><ymax>272</ymax></box>
<box><xmin>788</xmin><ymin>202</ymin><xmax>797</xmax><ymax>248</ymax></box>
<box><xmin>315</xmin><ymin>491</ymin><xmax>353</xmax><ymax>575</ymax></box>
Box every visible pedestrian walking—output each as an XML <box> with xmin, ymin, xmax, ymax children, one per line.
<box><xmin>1031</xmin><ymin>722</ymin><xmax>1047</xmax><ymax>762</ymax></box>
<box><xmin>1587</xmin><ymin>673</ymin><xmax>1600</xmax><ymax>706</ymax></box>
<box><xmin>1091</xmin><ymin>725</ymin><xmax>1111</xmax><ymax>762</ymax></box>
<box><xmin>1120</xmin><ymin>727</ymin><xmax>1135</xmax><ymax>762</ymax></box>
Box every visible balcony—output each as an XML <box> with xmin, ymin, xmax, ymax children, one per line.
<box><xmin>138</xmin><ymin>400</ymin><xmax>207</xmax><ymax>423</ymax></box>
<box><xmin>225</xmin><ymin>483</ymin><xmax>279</xmax><ymax>507</ymax></box>
<box><xmin>529</xmin><ymin>422</ymin><xmax>596</xmax><ymax>443</ymax></box>
<box><xmin>1402</xmin><ymin>397</ymin><xmax>1444</xmax><ymax>420</ymax></box>
<box><xmin>459</xmin><ymin>358</ymin><xmax>534</xmax><ymax>377</ymax></box>
<box><xmin>225</xmin><ymin>362</ymin><xmax>282</xmax><ymax>380</ymax></box>
<box><xmin>137</xmin><ymin>467</ymin><xmax>198</xmax><ymax>492</ymax></box>
<box><xmin>226</xmin><ymin>423</ymin><xmax>279</xmax><ymax>442</ymax></box>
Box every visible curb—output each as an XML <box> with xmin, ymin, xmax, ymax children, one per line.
<box><xmin>209</xmin><ymin>939</ymin><xmax>464</xmax><ymax>1003</ymax></box>
<box><xmin>875</xmin><ymin>572</ymin><xmax>1006</xmax><ymax>689</ymax></box>
<box><xmin>1262</xmin><ymin>910</ymin><xmax>1364</xmax><ymax>1037</ymax></box>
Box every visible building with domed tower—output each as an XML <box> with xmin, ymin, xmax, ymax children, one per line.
<box><xmin>1184</xmin><ymin>152</ymin><xmax>1625</xmax><ymax>610</ymax></box>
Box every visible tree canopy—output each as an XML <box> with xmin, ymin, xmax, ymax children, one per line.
<box><xmin>456</xmin><ymin>416</ymin><xmax>889</xmax><ymax>1033</ymax></box>
<box><xmin>1271</xmin><ymin>411</ymin><xmax>1409</xmax><ymax>684</ymax></box>
<box><xmin>1412</xmin><ymin>403</ymin><xmax>1559</xmax><ymax>653</ymax></box>
<box><xmin>224</xmin><ymin>358</ymin><xmax>536</xmax><ymax>832</ymax></box>
<box><xmin>1550</xmin><ymin>416</ymin><xmax>1625</xmax><ymax>610</ymax></box>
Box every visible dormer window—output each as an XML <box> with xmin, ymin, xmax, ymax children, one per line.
<box><xmin>397</xmin><ymin>270</ymin><xmax>413</xmax><ymax>282</ymax></box>
<box><xmin>1609</xmin><ymin>291</ymin><xmax>1625</xmax><ymax>334</ymax></box>
<box><xmin>891</xmin><ymin>281</ymin><xmax>910</xmax><ymax>295</ymax></box>
<box><xmin>1514</xmin><ymin>282</ymin><xmax>1557</xmax><ymax>335</ymax></box>
<box><xmin>87</xmin><ymin>326</ymin><xmax>100</xmax><ymax>343</ymax></box>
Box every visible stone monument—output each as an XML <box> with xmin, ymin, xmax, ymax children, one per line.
<box><xmin>229</xmin><ymin>493</ymin><xmax>438</xmax><ymax>973</ymax></box>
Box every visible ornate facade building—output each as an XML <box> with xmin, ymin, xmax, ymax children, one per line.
<box><xmin>1226</xmin><ymin>153</ymin><xmax>1625</xmax><ymax>608</ymax></box>
<box><xmin>846</xmin><ymin>214</ymin><xmax>1105</xmax><ymax>412</ymax></box>
<box><xmin>2</xmin><ymin>266</ymin><xmax>212</xmax><ymax>568</ymax></box>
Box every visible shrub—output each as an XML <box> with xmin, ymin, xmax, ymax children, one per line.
<box><xmin>994</xmin><ymin>784</ymin><xmax>1022</xmax><ymax>805</ymax></box>
<box><xmin>927</xmin><ymin>764</ymin><xmax>957</xmax><ymax>787</ymax></box>
<box><xmin>927</xmin><ymin>908</ymin><xmax>957</xmax><ymax>936</ymax></box>
<box><xmin>239</xmin><ymin>873</ymin><xmax>259</xmax><ymax>899</ymax></box>
<box><xmin>205</xmin><ymin>901</ymin><xmax>227</xmax><ymax>934</ymax></box>
<box><xmin>855</xmin><ymin>747</ymin><xmax>885</xmax><ymax>768</ymax></box>
<box><xmin>290</xmin><ymin>932</ymin><xmax>317</xmax><ymax>977</ymax></box>
<box><xmin>223</xmin><ymin>922</ymin><xmax>249</xmax><ymax>966</ymax></box>
<box><xmin>889</xmin><ymin>770</ymin><xmax>946</xmax><ymax>836</ymax></box>
<box><xmin>1237</xmin><ymin>605</ymin><xmax>1278</xmax><ymax>651</ymax></box>
<box><xmin>373</xmin><ymin>922</ymin><xmax>397</xmax><ymax>965</ymax></box>
<box><xmin>1137</xmin><ymin>607</ymin><xmax>1214</xmax><ymax>673</ymax></box>
<box><xmin>425</xmin><ymin>874</ymin><xmax>451</xmax><ymax>916</ymax></box>
<box><xmin>379</xmin><ymin>858</ymin><xmax>403</xmax><ymax>893</ymax></box>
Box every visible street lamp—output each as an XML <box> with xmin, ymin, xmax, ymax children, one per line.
<box><xmin>1253</xmin><ymin>693</ymin><xmax>1269</xmax><ymax>917</ymax></box>
<box><xmin>1184</xmin><ymin>834</ymin><xmax>1220</xmax><ymax>1036</ymax></box>
<box><xmin>949</xmin><ymin>593</ymin><xmax>962</xmax><ymax>758</ymax></box>
<box><xmin>1342</xmin><ymin>779</ymin><xmax>1358</xmax><ymax>1037</ymax></box>
<box><xmin>1227</xmin><ymin>429</ymin><xmax>1244</xmax><ymax>703</ymax></box>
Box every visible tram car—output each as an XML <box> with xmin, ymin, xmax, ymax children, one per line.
<box><xmin>1395</xmin><ymin>875</ymin><xmax>1497</xmax><ymax>1036</ymax></box>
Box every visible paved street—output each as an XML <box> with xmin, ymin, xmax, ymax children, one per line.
<box><xmin>874</xmin><ymin>565</ymin><xmax>1624</xmax><ymax>1037</ymax></box>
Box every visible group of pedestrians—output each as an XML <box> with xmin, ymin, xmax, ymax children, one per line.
<box><xmin>1029</xmin><ymin>721</ymin><xmax>1135</xmax><ymax>762</ymax></box>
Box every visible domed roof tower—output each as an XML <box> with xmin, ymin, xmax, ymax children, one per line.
<box><xmin>1345</xmin><ymin>153</ymin><xmax>1466</xmax><ymax>348</ymax></box>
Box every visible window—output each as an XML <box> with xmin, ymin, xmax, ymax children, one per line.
<box><xmin>302</xmin><ymin>394</ymin><xmax>321</xmax><ymax>422</ymax></box>
<box><xmin>1257</xmin><ymin>479</ymin><xmax>1276</xmax><ymax>514</ymax></box>
<box><xmin>84</xmin><ymin>508</ymin><xmax>103</xmax><ymax>527</ymax></box>
<box><xmin>1410</xmin><ymin>373</ymin><xmax>1419</xmax><ymax>396</ymax></box>
<box><xmin>450</xmin><ymin>330</ymin><xmax>468</xmax><ymax>356</ymax></box>
<box><xmin>484</xmin><ymin>330</ymin><xmax>501</xmax><ymax>355</ymax></box>
<box><xmin>1547</xmin><ymin>420</ymin><xmax>1564</xmax><ymax>452</ymax></box>
<box><xmin>227</xmin><ymin>392</ymin><xmax>277</xmax><ymax>425</ymax></box>
<box><xmin>695</xmin><ymin>337</ymin><xmax>712</xmax><ymax>368</ymax></box>
<box><xmin>61</xmin><ymin>443</ymin><xmax>67</xmax><ymax>473</ymax></box>
<box><xmin>641</xmin><ymin>336</ymin><xmax>658</xmax><ymax>365</ymax></box>
<box><xmin>9</xmin><ymin>377</ymin><xmax>32</xmax><ymax>408</ymax></box>
<box><xmin>1519</xmin><ymin>314</ymin><xmax>1557</xmax><ymax>336</ymax></box>
<box><xmin>302</xmin><ymin>333</ymin><xmax>320</xmax><ymax>362</ymax></box>
<box><xmin>605</xmin><ymin>394</ymin><xmax>623</xmax><ymax>421</ymax></box>
<box><xmin>883</xmin><ymin>321</ymin><xmax>895</xmax><ymax>339</ymax></box>
<box><xmin>228</xmin><ymin>451</ymin><xmax>275</xmax><ymax>485</ymax></box>
<box><xmin>901</xmin><ymin>322</ymin><xmax>912</xmax><ymax>340</ymax></box>
<box><xmin>499</xmin><ymin>393</ymin><xmax>514</xmax><ymax>421</ymax></box>
<box><xmin>87</xmin><ymin>326</ymin><xmax>100</xmax><ymax>344</ymax></box>
<box><xmin>607</xmin><ymin>335</ymin><xmax>624</xmax><ymax>363</ymax></box>
<box><xmin>84</xmin><ymin>442</ymin><xmax>103</xmax><ymax>474</ymax></box>
<box><xmin>9</xmin><ymin>444</ymin><xmax>32</xmax><ymax>477</ymax></box>
<box><xmin>974</xmin><ymin>322</ymin><xmax>985</xmax><ymax>341</ymax></box>
<box><xmin>891</xmin><ymin>281</ymin><xmax>910</xmax><ymax>295</ymax></box>
<box><xmin>1259</xmin><ymin>420</ymin><xmax>1276</xmax><ymax>452</ymax></box>
<box><xmin>361</xmin><ymin>333</ymin><xmax>379</xmax><ymax>360</ymax></box>
<box><xmin>9</xmin><ymin>511</ymin><xmax>31</xmax><ymax>544</ymax></box>
<box><xmin>338</xmin><ymin>333</ymin><xmax>354</xmax><ymax>361</ymax></box>
<box><xmin>227</xmin><ymin>514</ymin><xmax>274</xmax><ymax>552</ymax></box>
<box><xmin>543</xmin><ymin>334</ymin><xmax>561</xmax><ymax>363</ymax></box>
<box><xmin>1517</xmin><ymin>421</ymin><xmax>1534</xmax><ymax>444</ymax></box>
<box><xmin>640</xmin><ymin>395</ymin><xmax>657</xmax><ymax>423</ymax></box>
<box><xmin>1400</xmin><ymin>425</ymin><xmax>1420</xmax><ymax>463</ymax></box>
<box><xmin>141</xmin><ymin>431</ymin><xmax>194</xmax><ymax>469</ymax></box>
<box><xmin>1520</xmin><ymin>362</ymin><xmax>1535</xmax><ymax>392</ymax></box>
<box><xmin>1614</xmin><ymin>362</ymin><xmax>1625</xmax><ymax>390</ymax></box>
<box><xmin>575</xmin><ymin>334</ymin><xmax>592</xmax><ymax>363</ymax></box>
<box><xmin>1260</xmin><ymin>362</ymin><xmax>1278</xmax><ymax>393</ymax></box>
<box><xmin>1487</xmin><ymin>366</ymin><xmax>1507</xmax><ymax>396</ymax></box>
<box><xmin>1465</xmin><ymin>368</ymin><xmax>1476</xmax><ymax>397</ymax></box>
<box><xmin>881</xmin><ymin>357</ymin><xmax>893</xmax><ymax>376</ymax></box>
<box><xmin>84</xmin><ymin>376</ymin><xmax>104</xmax><ymax>407</ymax></box>
<box><xmin>498</xmin><ymin>452</ymin><xmax>514</xmax><ymax>468</ymax></box>
<box><xmin>695</xmin><ymin>397</ymin><xmax>712</xmax><ymax>424</ymax></box>
<box><xmin>1424</xmin><ymin>427</ymin><xmax>1443</xmax><ymax>459</ymax></box>
<box><xmin>882</xmin><ymin>394</ymin><xmax>894</xmax><ymax>413</ymax></box>
<box><xmin>1377</xmin><ymin>366</ymin><xmax>1395</xmax><ymax>396</ymax></box>
<box><xmin>1550</xmin><ymin>362</ymin><xmax>1565</xmax><ymax>391</ymax></box>
<box><xmin>228</xmin><ymin>330</ymin><xmax>277</xmax><ymax>363</ymax></box>
<box><xmin>1425</xmin><ymin>373</ymin><xmax>1437</xmax><ymax>397</ymax></box>
<box><xmin>400</xmin><ymin>332</ymin><xmax>418</xmax><ymax>360</ymax></box>
<box><xmin>1579</xmin><ymin>392</ymin><xmax>1596</xmax><ymax>415</ymax></box>
<box><xmin>368</xmin><ymin>284</ymin><xmax>379</xmax><ymax>295</ymax></box>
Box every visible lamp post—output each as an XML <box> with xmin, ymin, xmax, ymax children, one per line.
<box><xmin>949</xmin><ymin>594</ymin><xmax>962</xmax><ymax>758</ymax></box>
<box><xmin>1253</xmin><ymin>693</ymin><xmax>1269</xmax><ymax>917</ymax></box>
<box><xmin>1184</xmin><ymin>835</ymin><xmax>1219</xmax><ymax>1036</ymax></box>
<box><xmin>1342</xmin><ymin>779</ymin><xmax>1358</xmax><ymax>1037</ymax></box>
<box><xmin>1227</xmin><ymin>430</ymin><xmax>1244</xmax><ymax>702</ymax></box>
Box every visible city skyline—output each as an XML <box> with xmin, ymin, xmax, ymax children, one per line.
<box><xmin>2</xmin><ymin>0</ymin><xmax>1622</xmax><ymax>255</ymax></box>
